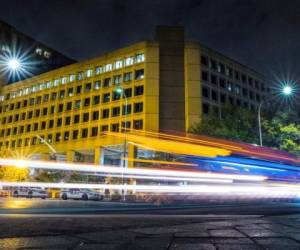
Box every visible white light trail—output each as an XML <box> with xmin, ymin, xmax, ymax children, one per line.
<box><xmin>0</xmin><ymin>181</ymin><xmax>299</xmax><ymax>198</ymax></box>
<box><xmin>0</xmin><ymin>158</ymin><xmax>267</xmax><ymax>182</ymax></box>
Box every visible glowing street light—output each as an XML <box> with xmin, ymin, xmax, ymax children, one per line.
<box><xmin>7</xmin><ymin>58</ymin><xmax>21</xmax><ymax>71</ymax></box>
<box><xmin>258</xmin><ymin>85</ymin><xmax>294</xmax><ymax>146</ymax></box>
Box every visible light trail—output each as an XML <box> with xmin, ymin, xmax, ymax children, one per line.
<box><xmin>0</xmin><ymin>158</ymin><xmax>267</xmax><ymax>182</ymax></box>
<box><xmin>0</xmin><ymin>181</ymin><xmax>299</xmax><ymax>198</ymax></box>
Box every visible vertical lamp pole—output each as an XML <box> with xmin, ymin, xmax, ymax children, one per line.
<box><xmin>115</xmin><ymin>87</ymin><xmax>127</xmax><ymax>201</ymax></box>
<box><xmin>257</xmin><ymin>85</ymin><xmax>293</xmax><ymax>146</ymax></box>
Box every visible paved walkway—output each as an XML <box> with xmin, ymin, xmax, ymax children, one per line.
<box><xmin>1</xmin><ymin>214</ymin><xmax>300</xmax><ymax>249</ymax></box>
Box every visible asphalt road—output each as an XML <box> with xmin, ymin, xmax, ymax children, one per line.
<box><xmin>1</xmin><ymin>197</ymin><xmax>300</xmax><ymax>215</ymax></box>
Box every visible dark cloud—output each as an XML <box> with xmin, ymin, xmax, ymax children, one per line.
<box><xmin>1</xmin><ymin>0</ymin><xmax>300</xmax><ymax>80</ymax></box>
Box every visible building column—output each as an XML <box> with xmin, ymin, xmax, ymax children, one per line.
<box><xmin>66</xmin><ymin>151</ymin><xmax>74</xmax><ymax>162</ymax></box>
<box><xmin>94</xmin><ymin>147</ymin><xmax>102</xmax><ymax>165</ymax></box>
<box><xmin>127</xmin><ymin>143</ymin><xmax>136</xmax><ymax>168</ymax></box>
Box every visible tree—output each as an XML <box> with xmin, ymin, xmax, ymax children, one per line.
<box><xmin>190</xmin><ymin>103</ymin><xmax>258</xmax><ymax>144</ymax></box>
<box><xmin>262</xmin><ymin>111</ymin><xmax>300</xmax><ymax>156</ymax></box>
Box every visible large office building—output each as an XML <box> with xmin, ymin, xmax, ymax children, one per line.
<box><xmin>0</xmin><ymin>26</ymin><xmax>269</xmax><ymax>165</ymax></box>
<box><xmin>0</xmin><ymin>20</ymin><xmax>75</xmax><ymax>84</ymax></box>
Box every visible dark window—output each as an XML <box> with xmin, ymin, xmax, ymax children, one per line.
<box><xmin>201</xmin><ymin>55</ymin><xmax>208</xmax><ymax>66</ymax></box>
<box><xmin>6</xmin><ymin>128</ymin><xmax>11</xmax><ymax>136</ymax></box>
<box><xmin>85</xmin><ymin>83</ymin><xmax>92</xmax><ymax>92</ymax></box>
<box><xmin>103</xmin><ymin>93</ymin><xmax>110</xmax><ymax>103</ymax></box>
<box><xmin>122</xmin><ymin>104</ymin><xmax>132</xmax><ymax>115</ymax></box>
<box><xmin>55</xmin><ymin>133</ymin><xmax>61</xmax><ymax>142</ymax></box>
<box><xmin>51</xmin><ymin>92</ymin><xmax>57</xmax><ymax>101</ymax></box>
<box><xmin>65</xmin><ymin>116</ymin><xmax>71</xmax><ymax>125</ymax></box>
<box><xmin>16</xmin><ymin>102</ymin><xmax>21</xmax><ymax>109</ymax></box>
<box><xmin>36</xmin><ymin>107</ymin><xmax>44</xmax><ymax>119</ymax></box>
<box><xmin>237</xmin><ymin>99</ymin><xmax>241</xmax><ymax>106</ymax></box>
<box><xmin>133</xmin><ymin>120</ymin><xmax>143</xmax><ymax>130</ymax></box>
<box><xmin>135</xmin><ymin>85</ymin><xmax>144</xmax><ymax>96</ymax></box>
<box><xmin>220</xmin><ymin>93</ymin><xmax>226</xmax><ymax>103</ymax></box>
<box><xmin>242</xmin><ymin>88</ymin><xmax>248</xmax><ymax>97</ymax></box>
<box><xmin>29</xmin><ymin>98</ymin><xmax>35</xmax><ymax>106</ymax></box>
<box><xmin>112</xmin><ymin>91</ymin><xmax>121</xmax><ymax>101</ymax></box>
<box><xmin>241</xmin><ymin>74</ymin><xmax>246</xmax><ymax>83</ymax></box>
<box><xmin>74</xmin><ymin>114</ymin><xmax>80</xmax><ymax>124</ymax></box>
<box><xmin>121</xmin><ymin>121</ymin><xmax>131</xmax><ymax>132</ymax></box>
<box><xmin>49</xmin><ymin>120</ymin><xmax>54</xmax><ymax>128</ymax></box>
<box><xmin>21</xmin><ymin>113</ymin><xmax>26</xmax><ymax>120</ymax></box>
<box><xmin>249</xmin><ymin>91</ymin><xmax>254</xmax><ymax>100</ymax></box>
<box><xmin>10</xmin><ymin>103</ymin><xmax>14</xmax><ymax>110</ymax></box>
<box><xmin>73</xmin><ymin>130</ymin><xmax>79</xmax><ymax>140</ymax></box>
<box><xmin>124</xmin><ymin>88</ymin><xmax>132</xmax><ymax>98</ymax></box>
<box><xmin>248</xmin><ymin>77</ymin><xmax>253</xmax><ymax>86</ymax></box>
<box><xmin>92</xmin><ymin>111</ymin><xmax>99</xmax><ymax>120</ymax></box>
<box><xmin>66</xmin><ymin>102</ymin><xmax>72</xmax><ymax>111</ymax></box>
<box><xmin>43</xmin><ymin>94</ymin><xmax>49</xmax><ymax>102</ymax></box>
<box><xmin>135</xmin><ymin>69</ymin><xmax>144</xmax><ymax>80</ymax></box>
<box><xmin>134</xmin><ymin>102</ymin><xmax>143</xmax><ymax>113</ymax></box>
<box><xmin>47</xmin><ymin>134</ymin><xmax>52</xmax><ymax>143</ymax></box>
<box><xmin>101</xmin><ymin>125</ymin><xmax>109</xmax><ymax>132</ymax></box>
<box><xmin>84</xmin><ymin>97</ymin><xmax>90</xmax><ymax>106</ymax></box>
<box><xmin>58</xmin><ymin>104</ymin><xmax>64</xmax><ymax>112</ymax></box>
<box><xmin>19</xmin><ymin>126</ymin><xmax>24</xmax><ymax>134</ymax></box>
<box><xmin>91</xmin><ymin>127</ymin><xmax>98</xmax><ymax>137</ymax></box>
<box><xmin>33</xmin><ymin>123</ymin><xmax>38</xmax><ymax>131</ymax></box>
<box><xmin>50</xmin><ymin>105</ymin><xmax>55</xmax><ymax>114</ymax></box>
<box><xmin>202</xmin><ymin>87</ymin><xmax>209</xmax><ymax>98</ymax></box>
<box><xmin>8</xmin><ymin>115</ymin><xmax>12</xmax><ymax>123</ymax></box>
<box><xmin>57</xmin><ymin>118</ymin><xmax>62</xmax><ymax>127</ymax></box>
<box><xmin>93</xmin><ymin>95</ymin><xmax>100</xmax><ymax>105</ymax></box>
<box><xmin>211</xmin><ymin>74</ymin><xmax>217</xmax><ymax>85</ymax></box>
<box><xmin>102</xmin><ymin>109</ymin><xmax>110</xmax><ymax>118</ymax></box>
<box><xmin>210</xmin><ymin>59</ymin><xmax>217</xmax><ymax>70</ymax></box>
<box><xmin>81</xmin><ymin>128</ymin><xmax>88</xmax><ymax>138</ymax></box>
<box><xmin>235</xmin><ymin>71</ymin><xmax>240</xmax><ymax>81</ymax></box>
<box><xmin>112</xmin><ymin>107</ymin><xmax>120</xmax><ymax>117</ymax></box>
<box><xmin>41</xmin><ymin>121</ymin><xmax>46</xmax><ymax>130</ymax></box>
<box><xmin>219</xmin><ymin>63</ymin><xmax>225</xmax><ymax>74</ymax></box>
<box><xmin>256</xmin><ymin>94</ymin><xmax>260</xmax><ymax>102</ymax></box>
<box><xmin>111</xmin><ymin>123</ymin><xmax>119</xmax><ymax>132</ymax></box>
<box><xmin>243</xmin><ymin>102</ymin><xmax>249</xmax><ymax>109</ymax></box>
<box><xmin>76</xmin><ymin>85</ymin><xmax>82</xmax><ymax>94</ymax></box>
<box><xmin>203</xmin><ymin>103</ymin><xmax>209</xmax><ymax>114</ymax></box>
<box><xmin>14</xmin><ymin>114</ymin><xmax>19</xmax><ymax>121</ymax></box>
<box><xmin>36</xmin><ymin>96</ymin><xmax>42</xmax><ymax>104</ymax></box>
<box><xmin>83</xmin><ymin>112</ymin><xmax>89</xmax><ymax>122</ymax></box>
<box><xmin>211</xmin><ymin>90</ymin><xmax>218</xmax><ymax>101</ymax></box>
<box><xmin>42</xmin><ymin>107</ymin><xmax>48</xmax><ymax>116</ymax></box>
<box><xmin>113</xmin><ymin>75</ymin><xmax>122</xmax><ymax>84</ymax></box>
<box><xmin>28</xmin><ymin>111</ymin><xmax>33</xmax><ymax>119</ymax></box>
<box><xmin>64</xmin><ymin>131</ymin><xmax>69</xmax><ymax>141</ymax></box>
<box><xmin>23</xmin><ymin>100</ymin><xmax>28</xmax><ymax>107</ymax></box>
<box><xmin>201</xmin><ymin>70</ymin><xmax>208</xmax><ymax>81</ymax></box>
<box><xmin>229</xmin><ymin>96</ymin><xmax>234</xmax><ymax>105</ymax></box>
<box><xmin>103</xmin><ymin>78</ymin><xmax>111</xmax><ymax>87</ymax></box>
<box><xmin>26</xmin><ymin>124</ymin><xmax>31</xmax><ymax>132</ymax></box>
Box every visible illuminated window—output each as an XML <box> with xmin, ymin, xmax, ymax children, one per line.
<box><xmin>135</xmin><ymin>69</ymin><xmax>144</xmax><ymax>80</ymax></box>
<box><xmin>112</xmin><ymin>91</ymin><xmax>121</xmax><ymax>101</ymax></box>
<box><xmin>62</xmin><ymin>77</ymin><xmax>68</xmax><ymax>84</ymax></box>
<box><xmin>114</xmin><ymin>60</ymin><xmax>123</xmax><ymax>69</ymax></box>
<box><xmin>36</xmin><ymin>47</ymin><xmax>43</xmax><ymax>55</ymax></box>
<box><xmin>136</xmin><ymin>53</ymin><xmax>145</xmax><ymax>63</ymax></box>
<box><xmin>47</xmin><ymin>134</ymin><xmax>52</xmax><ymax>143</ymax></box>
<box><xmin>46</xmin><ymin>81</ymin><xmax>52</xmax><ymax>88</ymax></box>
<box><xmin>95</xmin><ymin>66</ymin><xmax>103</xmax><ymax>75</ymax></box>
<box><xmin>59</xmin><ymin>90</ymin><xmax>65</xmax><ymax>99</ymax></box>
<box><xmin>94</xmin><ymin>81</ymin><xmax>101</xmax><ymax>90</ymax></box>
<box><xmin>44</xmin><ymin>51</ymin><xmax>51</xmax><ymax>59</ymax></box>
<box><xmin>86</xmin><ymin>69</ymin><xmax>93</xmax><ymax>78</ymax></box>
<box><xmin>78</xmin><ymin>71</ymin><xmax>84</xmax><ymax>81</ymax></box>
<box><xmin>105</xmin><ymin>64</ymin><xmax>112</xmax><ymax>72</ymax></box>
<box><xmin>113</xmin><ymin>75</ymin><xmax>122</xmax><ymax>85</ymax></box>
<box><xmin>70</xmin><ymin>74</ymin><xmax>76</xmax><ymax>82</ymax></box>
<box><xmin>68</xmin><ymin>88</ymin><xmax>74</xmax><ymax>96</ymax></box>
<box><xmin>54</xmin><ymin>79</ymin><xmax>60</xmax><ymax>86</ymax></box>
<box><xmin>124</xmin><ymin>72</ymin><xmax>132</xmax><ymax>82</ymax></box>
<box><xmin>125</xmin><ymin>57</ymin><xmax>134</xmax><ymax>66</ymax></box>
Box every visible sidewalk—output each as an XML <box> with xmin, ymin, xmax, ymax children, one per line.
<box><xmin>1</xmin><ymin>214</ymin><xmax>300</xmax><ymax>249</ymax></box>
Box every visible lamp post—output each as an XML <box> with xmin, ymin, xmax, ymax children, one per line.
<box><xmin>114</xmin><ymin>87</ymin><xmax>128</xmax><ymax>201</ymax></box>
<box><xmin>258</xmin><ymin>85</ymin><xmax>293</xmax><ymax>146</ymax></box>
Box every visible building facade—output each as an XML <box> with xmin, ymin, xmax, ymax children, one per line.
<box><xmin>0</xmin><ymin>26</ymin><xmax>269</xmax><ymax>165</ymax></box>
<box><xmin>0</xmin><ymin>20</ymin><xmax>75</xmax><ymax>84</ymax></box>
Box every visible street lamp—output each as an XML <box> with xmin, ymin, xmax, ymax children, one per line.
<box><xmin>258</xmin><ymin>85</ymin><xmax>294</xmax><ymax>146</ymax></box>
<box><xmin>7</xmin><ymin>58</ymin><xmax>21</xmax><ymax>71</ymax></box>
<box><xmin>114</xmin><ymin>87</ymin><xmax>128</xmax><ymax>201</ymax></box>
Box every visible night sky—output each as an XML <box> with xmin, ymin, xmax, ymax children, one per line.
<box><xmin>1</xmin><ymin>0</ymin><xmax>300</xmax><ymax>82</ymax></box>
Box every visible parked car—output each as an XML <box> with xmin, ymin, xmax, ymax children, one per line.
<box><xmin>12</xmin><ymin>187</ymin><xmax>48</xmax><ymax>199</ymax></box>
<box><xmin>60</xmin><ymin>189</ymin><xmax>104</xmax><ymax>201</ymax></box>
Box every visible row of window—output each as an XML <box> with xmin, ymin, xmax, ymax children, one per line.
<box><xmin>202</xmin><ymin>86</ymin><xmax>262</xmax><ymax>103</ymax></box>
<box><xmin>0</xmin><ymin>102</ymin><xmax>143</xmax><ymax>128</ymax></box>
<box><xmin>201</xmin><ymin>56</ymin><xmax>267</xmax><ymax>91</ymax></box>
<box><xmin>0</xmin><ymin>54</ymin><xmax>145</xmax><ymax>101</ymax></box>
<box><xmin>201</xmin><ymin>70</ymin><xmax>268</xmax><ymax>94</ymax></box>
<box><xmin>0</xmin><ymin>85</ymin><xmax>144</xmax><ymax>114</ymax></box>
<box><xmin>0</xmin><ymin>119</ymin><xmax>143</xmax><ymax>149</ymax></box>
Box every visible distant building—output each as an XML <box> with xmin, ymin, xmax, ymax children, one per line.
<box><xmin>0</xmin><ymin>26</ymin><xmax>270</xmax><ymax>164</ymax></box>
<box><xmin>0</xmin><ymin>20</ymin><xmax>75</xmax><ymax>84</ymax></box>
